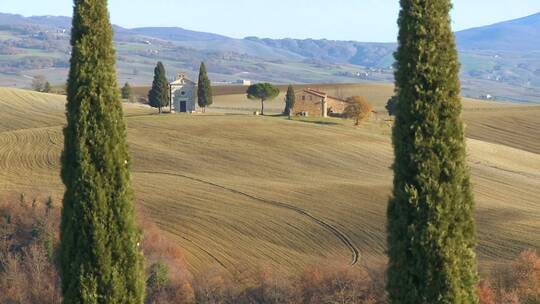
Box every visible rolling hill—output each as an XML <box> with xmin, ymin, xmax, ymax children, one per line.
<box><xmin>0</xmin><ymin>87</ymin><xmax>539</xmax><ymax>277</ymax></box>
<box><xmin>1</xmin><ymin>12</ymin><xmax>540</xmax><ymax>101</ymax></box>
<box><xmin>131</xmin><ymin>27</ymin><xmax>230</xmax><ymax>42</ymax></box>
<box><xmin>456</xmin><ymin>12</ymin><xmax>540</xmax><ymax>51</ymax></box>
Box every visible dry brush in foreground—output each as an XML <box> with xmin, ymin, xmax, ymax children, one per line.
<box><xmin>1</xmin><ymin>195</ymin><xmax>538</xmax><ymax>303</ymax></box>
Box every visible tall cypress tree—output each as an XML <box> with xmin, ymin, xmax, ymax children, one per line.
<box><xmin>284</xmin><ymin>84</ymin><xmax>295</xmax><ymax>119</ymax></box>
<box><xmin>197</xmin><ymin>62</ymin><xmax>213</xmax><ymax>112</ymax></box>
<box><xmin>60</xmin><ymin>0</ymin><xmax>145</xmax><ymax>303</ymax></box>
<box><xmin>148</xmin><ymin>62</ymin><xmax>169</xmax><ymax>114</ymax></box>
<box><xmin>386</xmin><ymin>1</ymin><xmax>478</xmax><ymax>303</ymax></box>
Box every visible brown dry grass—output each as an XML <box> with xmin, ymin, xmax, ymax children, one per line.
<box><xmin>0</xmin><ymin>87</ymin><xmax>538</xmax><ymax>279</ymax></box>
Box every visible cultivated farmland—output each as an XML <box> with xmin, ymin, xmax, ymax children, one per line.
<box><xmin>0</xmin><ymin>86</ymin><xmax>539</xmax><ymax>277</ymax></box>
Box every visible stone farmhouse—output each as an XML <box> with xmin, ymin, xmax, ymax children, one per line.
<box><xmin>169</xmin><ymin>73</ymin><xmax>197</xmax><ymax>113</ymax></box>
<box><xmin>293</xmin><ymin>88</ymin><xmax>348</xmax><ymax>118</ymax></box>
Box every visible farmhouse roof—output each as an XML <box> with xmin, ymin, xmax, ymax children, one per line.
<box><xmin>297</xmin><ymin>88</ymin><xmax>348</xmax><ymax>103</ymax></box>
<box><xmin>327</xmin><ymin>95</ymin><xmax>347</xmax><ymax>103</ymax></box>
<box><xmin>303</xmin><ymin>88</ymin><xmax>327</xmax><ymax>98</ymax></box>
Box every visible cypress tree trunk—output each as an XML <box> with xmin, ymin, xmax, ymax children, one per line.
<box><xmin>387</xmin><ymin>1</ymin><xmax>478</xmax><ymax>303</ymax></box>
<box><xmin>197</xmin><ymin>62</ymin><xmax>213</xmax><ymax>113</ymax></box>
<box><xmin>60</xmin><ymin>0</ymin><xmax>145</xmax><ymax>303</ymax></box>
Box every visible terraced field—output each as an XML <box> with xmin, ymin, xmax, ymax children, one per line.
<box><xmin>0</xmin><ymin>87</ymin><xmax>539</xmax><ymax>277</ymax></box>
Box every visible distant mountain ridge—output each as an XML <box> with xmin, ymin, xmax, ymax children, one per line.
<box><xmin>0</xmin><ymin>13</ymin><xmax>71</xmax><ymax>28</ymax></box>
<box><xmin>2</xmin><ymin>11</ymin><xmax>539</xmax><ymax>61</ymax></box>
<box><xmin>456</xmin><ymin>12</ymin><xmax>540</xmax><ymax>51</ymax></box>
<box><xmin>131</xmin><ymin>27</ymin><xmax>230</xmax><ymax>42</ymax></box>
<box><xmin>1</xmin><ymin>12</ymin><xmax>540</xmax><ymax>102</ymax></box>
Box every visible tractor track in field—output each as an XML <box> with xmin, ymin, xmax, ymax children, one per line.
<box><xmin>147</xmin><ymin>218</ymin><xmax>227</xmax><ymax>268</ymax></box>
<box><xmin>148</xmin><ymin>217</ymin><xmax>227</xmax><ymax>268</ymax></box>
<box><xmin>135</xmin><ymin>170</ymin><xmax>360</xmax><ymax>266</ymax></box>
<box><xmin>181</xmin><ymin>236</ymin><xmax>227</xmax><ymax>268</ymax></box>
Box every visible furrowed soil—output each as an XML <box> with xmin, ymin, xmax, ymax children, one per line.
<box><xmin>1</xmin><ymin>86</ymin><xmax>538</xmax><ymax>276</ymax></box>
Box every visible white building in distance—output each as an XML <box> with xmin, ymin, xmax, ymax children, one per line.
<box><xmin>169</xmin><ymin>73</ymin><xmax>197</xmax><ymax>113</ymax></box>
<box><xmin>235</xmin><ymin>79</ymin><xmax>251</xmax><ymax>86</ymax></box>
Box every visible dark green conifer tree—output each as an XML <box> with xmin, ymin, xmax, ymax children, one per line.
<box><xmin>60</xmin><ymin>0</ymin><xmax>145</xmax><ymax>302</ymax></box>
<box><xmin>386</xmin><ymin>0</ymin><xmax>478</xmax><ymax>303</ymax></box>
<box><xmin>386</xmin><ymin>96</ymin><xmax>398</xmax><ymax>116</ymax></box>
<box><xmin>197</xmin><ymin>62</ymin><xmax>213</xmax><ymax>112</ymax></box>
<box><xmin>148</xmin><ymin>62</ymin><xmax>169</xmax><ymax>114</ymax></box>
<box><xmin>43</xmin><ymin>81</ymin><xmax>52</xmax><ymax>93</ymax></box>
<box><xmin>121</xmin><ymin>82</ymin><xmax>133</xmax><ymax>100</ymax></box>
<box><xmin>284</xmin><ymin>85</ymin><xmax>296</xmax><ymax>119</ymax></box>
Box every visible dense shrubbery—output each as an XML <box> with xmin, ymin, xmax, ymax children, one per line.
<box><xmin>478</xmin><ymin>250</ymin><xmax>540</xmax><ymax>304</ymax></box>
<box><xmin>0</xmin><ymin>195</ymin><xmax>62</xmax><ymax>303</ymax></box>
<box><xmin>185</xmin><ymin>263</ymin><xmax>385</xmax><ymax>304</ymax></box>
<box><xmin>1</xmin><ymin>196</ymin><xmax>538</xmax><ymax>303</ymax></box>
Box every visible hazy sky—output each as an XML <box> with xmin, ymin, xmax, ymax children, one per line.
<box><xmin>2</xmin><ymin>0</ymin><xmax>540</xmax><ymax>42</ymax></box>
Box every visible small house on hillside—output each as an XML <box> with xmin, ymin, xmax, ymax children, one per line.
<box><xmin>294</xmin><ymin>88</ymin><xmax>348</xmax><ymax>118</ymax></box>
<box><xmin>169</xmin><ymin>73</ymin><xmax>196</xmax><ymax>113</ymax></box>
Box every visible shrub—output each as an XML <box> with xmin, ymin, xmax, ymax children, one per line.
<box><xmin>0</xmin><ymin>196</ymin><xmax>62</xmax><ymax>304</ymax></box>
<box><xmin>478</xmin><ymin>281</ymin><xmax>496</xmax><ymax>304</ymax></box>
<box><xmin>512</xmin><ymin>249</ymin><xmax>540</xmax><ymax>303</ymax></box>
<box><xmin>137</xmin><ymin>208</ymin><xmax>195</xmax><ymax>303</ymax></box>
<box><xmin>146</xmin><ymin>262</ymin><xmax>170</xmax><ymax>303</ymax></box>
<box><xmin>3</xmin><ymin>196</ymin><xmax>537</xmax><ymax>304</ymax></box>
<box><xmin>148</xmin><ymin>262</ymin><xmax>169</xmax><ymax>290</ymax></box>
<box><xmin>480</xmin><ymin>249</ymin><xmax>540</xmax><ymax>304</ymax></box>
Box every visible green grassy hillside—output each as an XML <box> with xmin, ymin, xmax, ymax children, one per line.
<box><xmin>0</xmin><ymin>88</ymin><xmax>539</xmax><ymax>277</ymax></box>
